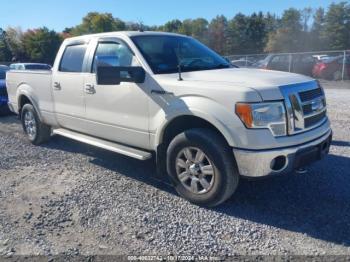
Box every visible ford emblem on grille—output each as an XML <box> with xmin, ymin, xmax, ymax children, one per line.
<box><xmin>311</xmin><ymin>99</ymin><xmax>324</xmax><ymax>113</ymax></box>
<box><xmin>279</xmin><ymin>81</ymin><xmax>327</xmax><ymax>135</ymax></box>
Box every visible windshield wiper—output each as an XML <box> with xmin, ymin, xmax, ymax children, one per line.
<box><xmin>210</xmin><ymin>63</ymin><xmax>231</xmax><ymax>70</ymax></box>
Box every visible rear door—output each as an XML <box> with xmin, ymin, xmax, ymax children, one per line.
<box><xmin>52</xmin><ymin>43</ymin><xmax>88</xmax><ymax>133</ymax></box>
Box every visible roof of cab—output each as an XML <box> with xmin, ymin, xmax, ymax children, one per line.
<box><xmin>63</xmin><ymin>31</ymin><xmax>187</xmax><ymax>44</ymax></box>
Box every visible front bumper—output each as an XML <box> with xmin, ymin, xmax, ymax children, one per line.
<box><xmin>233</xmin><ymin>129</ymin><xmax>332</xmax><ymax>178</ymax></box>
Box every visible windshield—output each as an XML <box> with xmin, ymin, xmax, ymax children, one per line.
<box><xmin>131</xmin><ymin>35</ymin><xmax>231</xmax><ymax>74</ymax></box>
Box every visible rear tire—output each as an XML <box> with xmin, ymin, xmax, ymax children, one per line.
<box><xmin>21</xmin><ymin>104</ymin><xmax>51</xmax><ymax>145</ymax></box>
<box><xmin>166</xmin><ymin>128</ymin><xmax>239</xmax><ymax>207</ymax></box>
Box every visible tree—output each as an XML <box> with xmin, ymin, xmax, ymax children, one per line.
<box><xmin>265</xmin><ymin>12</ymin><xmax>280</xmax><ymax>33</ymax></box>
<box><xmin>265</xmin><ymin>8</ymin><xmax>303</xmax><ymax>52</ymax></box>
<box><xmin>159</xmin><ymin>19</ymin><xmax>182</xmax><ymax>33</ymax></box>
<box><xmin>226</xmin><ymin>13</ymin><xmax>247</xmax><ymax>54</ymax></box>
<box><xmin>22</xmin><ymin>27</ymin><xmax>62</xmax><ymax>64</ymax></box>
<box><xmin>246</xmin><ymin>12</ymin><xmax>268</xmax><ymax>53</ymax></box>
<box><xmin>322</xmin><ymin>2</ymin><xmax>350</xmax><ymax>50</ymax></box>
<box><xmin>178</xmin><ymin>18</ymin><xmax>209</xmax><ymax>44</ymax></box>
<box><xmin>312</xmin><ymin>8</ymin><xmax>325</xmax><ymax>32</ymax></box>
<box><xmin>281</xmin><ymin>8</ymin><xmax>303</xmax><ymax>32</ymax></box>
<box><xmin>71</xmin><ymin>12</ymin><xmax>126</xmax><ymax>36</ymax></box>
<box><xmin>191</xmin><ymin>18</ymin><xmax>209</xmax><ymax>43</ymax></box>
<box><xmin>311</xmin><ymin>8</ymin><xmax>326</xmax><ymax>50</ymax></box>
<box><xmin>0</xmin><ymin>28</ymin><xmax>12</xmax><ymax>61</ymax></box>
<box><xmin>265</xmin><ymin>29</ymin><xmax>294</xmax><ymax>52</ymax></box>
<box><xmin>4</xmin><ymin>27</ymin><xmax>26</xmax><ymax>61</ymax></box>
<box><xmin>1</xmin><ymin>5</ymin><xmax>350</xmax><ymax>60</ymax></box>
<box><xmin>301</xmin><ymin>7</ymin><xmax>313</xmax><ymax>31</ymax></box>
<box><xmin>208</xmin><ymin>15</ymin><xmax>228</xmax><ymax>54</ymax></box>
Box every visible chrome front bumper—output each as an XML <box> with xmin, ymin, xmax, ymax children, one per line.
<box><xmin>233</xmin><ymin>129</ymin><xmax>332</xmax><ymax>178</ymax></box>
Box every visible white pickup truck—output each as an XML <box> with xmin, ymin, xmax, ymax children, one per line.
<box><xmin>6</xmin><ymin>31</ymin><xmax>332</xmax><ymax>207</ymax></box>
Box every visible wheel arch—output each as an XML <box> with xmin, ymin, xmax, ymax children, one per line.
<box><xmin>17</xmin><ymin>90</ymin><xmax>42</xmax><ymax>121</ymax></box>
<box><xmin>157</xmin><ymin>113</ymin><xmax>234</xmax><ymax>149</ymax></box>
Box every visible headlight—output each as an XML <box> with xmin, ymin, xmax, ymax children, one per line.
<box><xmin>235</xmin><ymin>102</ymin><xmax>287</xmax><ymax>136</ymax></box>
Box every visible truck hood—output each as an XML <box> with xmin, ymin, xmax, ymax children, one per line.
<box><xmin>177</xmin><ymin>68</ymin><xmax>315</xmax><ymax>100</ymax></box>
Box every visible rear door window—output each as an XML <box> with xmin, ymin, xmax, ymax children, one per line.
<box><xmin>59</xmin><ymin>45</ymin><xmax>87</xmax><ymax>72</ymax></box>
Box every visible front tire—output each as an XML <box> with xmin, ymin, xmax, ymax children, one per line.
<box><xmin>166</xmin><ymin>128</ymin><xmax>239</xmax><ymax>207</ymax></box>
<box><xmin>21</xmin><ymin>104</ymin><xmax>51</xmax><ymax>145</ymax></box>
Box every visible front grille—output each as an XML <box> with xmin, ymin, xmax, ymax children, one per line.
<box><xmin>302</xmin><ymin>98</ymin><xmax>326</xmax><ymax>115</ymax></box>
<box><xmin>280</xmin><ymin>82</ymin><xmax>327</xmax><ymax>135</ymax></box>
<box><xmin>305</xmin><ymin>111</ymin><xmax>327</xmax><ymax>128</ymax></box>
<box><xmin>0</xmin><ymin>88</ymin><xmax>7</xmax><ymax>97</ymax></box>
<box><xmin>302</xmin><ymin>104</ymin><xmax>313</xmax><ymax>115</ymax></box>
<box><xmin>299</xmin><ymin>88</ymin><xmax>323</xmax><ymax>102</ymax></box>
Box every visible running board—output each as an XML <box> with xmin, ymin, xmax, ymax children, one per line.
<box><xmin>52</xmin><ymin>128</ymin><xmax>152</xmax><ymax>160</ymax></box>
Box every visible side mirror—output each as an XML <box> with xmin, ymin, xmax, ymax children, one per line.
<box><xmin>97</xmin><ymin>66</ymin><xmax>146</xmax><ymax>85</ymax></box>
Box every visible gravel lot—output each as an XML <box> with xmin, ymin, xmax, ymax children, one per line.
<box><xmin>0</xmin><ymin>84</ymin><xmax>350</xmax><ymax>259</ymax></box>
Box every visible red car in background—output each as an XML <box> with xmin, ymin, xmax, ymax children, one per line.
<box><xmin>312</xmin><ymin>55</ymin><xmax>350</xmax><ymax>80</ymax></box>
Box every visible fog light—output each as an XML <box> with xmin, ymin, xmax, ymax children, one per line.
<box><xmin>270</xmin><ymin>156</ymin><xmax>287</xmax><ymax>171</ymax></box>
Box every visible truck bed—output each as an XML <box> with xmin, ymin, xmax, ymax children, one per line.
<box><xmin>6</xmin><ymin>70</ymin><xmax>54</xmax><ymax>115</ymax></box>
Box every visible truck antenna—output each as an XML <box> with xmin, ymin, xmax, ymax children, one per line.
<box><xmin>178</xmin><ymin>64</ymin><xmax>183</xmax><ymax>81</ymax></box>
<box><xmin>177</xmin><ymin>42</ymin><xmax>183</xmax><ymax>81</ymax></box>
<box><xmin>138</xmin><ymin>21</ymin><xmax>144</xmax><ymax>32</ymax></box>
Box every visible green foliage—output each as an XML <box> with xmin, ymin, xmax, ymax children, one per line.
<box><xmin>4</xmin><ymin>27</ymin><xmax>26</xmax><ymax>61</ymax></box>
<box><xmin>1</xmin><ymin>3</ymin><xmax>350</xmax><ymax>63</ymax></box>
<box><xmin>322</xmin><ymin>2</ymin><xmax>350</xmax><ymax>50</ymax></box>
<box><xmin>70</xmin><ymin>12</ymin><xmax>126</xmax><ymax>36</ymax></box>
<box><xmin>178</xmin><ymin>18</ymin><xmax>209</xmax><ymax>44</ymax></box>
<box><xmin>265</xmin><ymin>8</ymin><xmax>304</xmax><ymax>52</ymax></box>
<box><xmin>226</xmin><ymin>12</ymin><xmax>269</xmax><ymax>54</ymax></box>
<box><xmin>208</xmin><ymin>15</ymin><xmax>228</xmax><ymax>55</ymax></box>
<box><xmin>0</xmin><ymin>28</ymin><xmax>12</xmax><ymax>61</ymax></box>
<box><xmin>281</xmin><ymin>8</ymin><xmax>303</xmax><ymax>32</ymax></box>
<box><xmin>159</xmin><ymin>19</ymin><xmax>183</xmax><ymax>33</ymax></box>
<box><xmin>22</xmin><ymin>27</ymin><xmax>62</xmax><ymax>64</ymax></box>
<box><xmin>310</xmin><ymin>8</ymin><xmax>326</xmax><ymax>51</ymax></box>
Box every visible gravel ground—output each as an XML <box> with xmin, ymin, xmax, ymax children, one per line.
<box><xmin>0</xmin><ymin>86</ymin><xmax>350</xmax><ymax>259</ymax></box>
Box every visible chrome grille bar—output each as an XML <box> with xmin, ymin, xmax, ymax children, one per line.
<box><xmin>279</xmin><ymin>81</ymin><xmax>327</xmax><ymax>135</ymax></box>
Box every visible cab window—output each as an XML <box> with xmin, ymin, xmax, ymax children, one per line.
<box><xmin>59</xmin><ymin>44</ymin><xmax>87</xmax><ymax>72</ymax></box>
<box><xmin>92</xmin><ymin>42</ymin><xmax>134</xmax><ymax>73</ymax></box>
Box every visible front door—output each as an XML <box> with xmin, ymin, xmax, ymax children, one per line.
<box><xmin>83</xmin><ymin>40</ymin><xmax>150</xmax><ymax>149</ymax></box>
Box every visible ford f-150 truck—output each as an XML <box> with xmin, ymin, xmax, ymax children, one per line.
<box><xmin>6</xmin><ymin>31</ymin><xmax>332</xmax><ymax>207</ymax></box>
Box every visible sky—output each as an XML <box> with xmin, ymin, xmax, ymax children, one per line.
<box><xmin>0</xmin><ymin>0</ymin><xmax>343</xmax><ymax>32</ymax></box>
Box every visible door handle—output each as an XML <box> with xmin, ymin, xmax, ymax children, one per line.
<box><xmin>53</xmin><ymin>82</ymin><xmax>61</xmax><ymax>90</ymax></box>
<box><xmin>84</xmin><ymin>84</ymin><xmax>95</xmax><ymax>94</ymax></box>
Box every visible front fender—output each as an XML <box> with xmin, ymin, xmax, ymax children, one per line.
<box><xmin>151</xmin><ymin>95</ymin><xmax>245</xmax><ymax>149</ymax></box>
